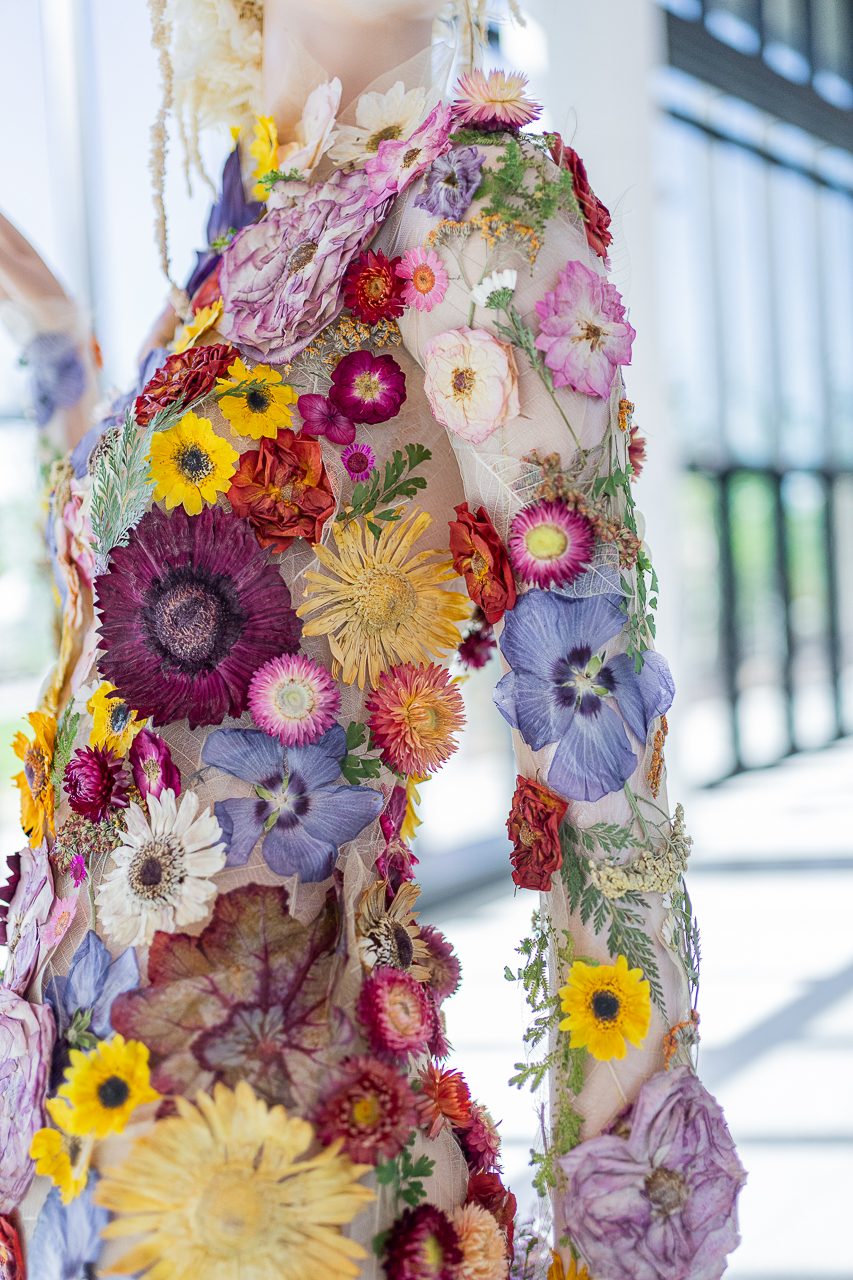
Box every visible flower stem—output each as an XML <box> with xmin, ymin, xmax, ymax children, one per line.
<box><xmin>623</xmin><ymin>782</ymin><xmax>651</xmax><ymax>841</ymax></box>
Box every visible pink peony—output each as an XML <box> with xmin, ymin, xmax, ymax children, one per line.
<box><xmin>535</xmin><ymin>258</ymin><xmax>635</xmax><ymax>398</ymax></box>
<box><xmin>364</xmin><ymin>103</ymin><xmax>453</xmax><ymax>204</ymax></box>
<box><xmin>0</xmin><ymin>989</ymin><xmax>55</xmax><ymax>1213</ymax></box>
<box><xmin>423</xmin><ymin>326</ymin><xmax>519</xmax><ymax>444</ymax></box>
<box><xmin>356</xmin><ymin>965</ymin><xmax>434</xmax><ymax>1059</ymax></box>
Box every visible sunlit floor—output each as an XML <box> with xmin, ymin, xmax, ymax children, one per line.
<box><xmin>430</xmin><ymin>738</ymin><xmax>853</xmax><ymax>1280</ymax></box>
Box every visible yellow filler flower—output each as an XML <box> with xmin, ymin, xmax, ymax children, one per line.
<box><xmin>57</xmin><ymin>1034</ymin><xmax>160</xmax><ymax>1138</ymax></box>
<box><xmin>250</xmin><ymin>114</ymin><xmax>279</xmax><ymax>200</ymax></box>
<box><xmin>12</xmin><ymin>710</ymin><xmax>56</xmax><ymax>846</ymax></box>
<box><xmin>30</xmin><ymin>1098</ymin><xmax>96</xmax><ymax>1204</ymax></box>
<box><xmin>148</xmin><ymin>410</ymin><xmax>238</xmax><ymax>515</ymax></box>
<box><xmin>88</xmin><ymin>682</ymin><xmax>144</xmax><ymax>756</ymax></box>
<box><xmin>558</xmin><ymin>955</ymin><xmax>651</xmax><ymax>1061</ymax></box>
<box><xmin>216</xmin><ymin>355</ymin><xmax>297</xmax><ymax>439</ymax></box>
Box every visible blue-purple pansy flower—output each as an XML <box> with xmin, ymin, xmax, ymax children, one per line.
<box><xmin>185</xmin><ymin>142</ymin><xmax>263</xmax><ymax>299</ymax></box>
<box><xmin>494</xmin><ymin>590</ymin><xmax>675</xmax><ymax>803</ymax></box>
<box><xmin>201</xmin><ymin>723</ymin><xmax>383</xmax><ymax>881</ymax></box>
<box><xmin>28</xmin><ymin>1180</ymin><xmax>122</xmax><ymax>1280</ymax></box>
<box><xmin>414</xmin><ymin>145</ymin><xmax>485</xmax><ymax>220</ymax></box>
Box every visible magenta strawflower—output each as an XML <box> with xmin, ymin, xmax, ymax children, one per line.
<box><xmin>395</xmin><ymin>248</ymin><xmax>449</xmax><ymax>313</ymax></box>
<box><xmin>341</xmin><ymin>441</ymin><xmax>377</xmax><ymax>482</ymax></box>
<box><xmin>508</xmin><ymin>500</ymin><xmax>595</xmax><ymax>588</ymax></box>
<box><xmin>63</xmin><ymin>746</ymin><xmax>129</xmax><ymax>822</ymax></box>
<box><xmin>383</xmin><ymin>1203</ymin><xmax>463</xmax><ymax>1280</ymax></box>
<box><xmin>296</xmin><ymin>393</ymin><xmax>357</xmax><ymax>445</ymax></box>
<box><xmin>313</xmin><ymin>1055</ymin><xmax>418</xmax><ymax>1165</ymax></box>
<box><xmin>247</xmin><ymin>653</ymin><xmax>341</xmax><ymax>746</ymax></box>
<box><xmin>452</xmin><ymin>69</ymin><xmax>542</xmax><ymax>131</ymax></box>
<box><xmin>328</xmin><ymin>349</ymin><xmax>406</xmax><ymax>425</ymax></box>
<box><xmin>128</xmin><ymin>729</ymin><xmax>181</xmax><ymax>800</ymax></box>
<box><xmin>69</xmin><ymin>854</ymin><xmax>87</xmax><ymax>887</ymax></box>
<box><xmin>418</xmin><ymin>925</ymin><xmax>461</xmax><ymax>1002</ymax></box>
<box><xmin>459</xmin><ymin>1103</ymin><xmax>502</xmax><ymax>1174</ymax></box>
<box><xmin>535</xmin><ymin>258</ymin><xmax>635</xmax><ymax>398</ymax></box>
<box><xmin>356</xmin><ymin>965</ymin><xmax>435</xmax><ymax>1059</ymax></box>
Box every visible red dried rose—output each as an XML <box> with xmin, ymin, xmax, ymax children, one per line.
<box><xmin>466</xmin><ymin>1171</ymin><xmax>518</xmax><ymax>1258</ymax></box>
<box><xmin>227</xmin><ymin>428</ymin><xmax>335</xmax><ymax>551</ymax></box>
<box><xmin>0</xmin><ymin>1216</ymin><xmax>24</xmax><ymax>1279</ymax></box>
<box><xmin>343</xmin><ymin>249</ymin><xmax>406</xmax><ymax>325</ymax></box>
<box><xmin>135</xmin><ymin>342</ymin><xmax>236</xmax><ymax>425</ymax></box>
<box><xmin>506</xmin><ymin>775</ymin><xmax>568</xmax><ymax>892</ymax></box>
<box><xmin>449</xmin><ymin>503</ymin><xmax>517</xmax><ymax>625</ymax></box>
<box><xmin>548</xmin><ymin>133</ymin><xmax>612</xmax><ymax>261</ymax></box>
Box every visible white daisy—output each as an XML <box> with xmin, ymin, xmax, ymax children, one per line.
<box><xmin>96</xmin><ymin>789</ymin><xmax>225</xmax><ymax>947</ymax></box>
<box><xmin>470</xmin><ymin>269</ymin><xmax>518</xmax><ymax>307</ymax></box>
<box><xmin>329</xmin><ymin>81</ymin><xmax>429</xmax><ymax>167</ymax></box>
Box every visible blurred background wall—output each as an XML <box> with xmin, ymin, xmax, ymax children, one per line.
<box><xmin>0</xmin><ymin>2</ymin><xmax>851</xmax><ymax>1276</ymax></box>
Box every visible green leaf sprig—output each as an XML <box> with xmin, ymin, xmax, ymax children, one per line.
<box><xmin>336</xmin><ymin>443</ymin><xmax>431</xmax><ymax>537</ymax></box>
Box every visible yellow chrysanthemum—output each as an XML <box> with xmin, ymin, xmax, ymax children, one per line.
<box><xmin>95</xmin><ymin>1080</ymin><xmax>374</xmax><ymax>1280</ymax></box>
<box><xmin>88</xmin><ymin>682</ymin><xmax>145</xmax><ymax>756</ymax></box>
<box><xmin>548</xmin><ymin>1251</ymin><xmax>591</xmax><ymax>1280</ymax></box>
<box><xmin>12</xmin><ymin>710</ymin><xmax>56</xmax><ymax>846</ymax></box>
<box><xmin>216</xmin><ymin>355</ymin><xmax>297</xmax><ymax>439</ymax></box>
<box><xmin>297</xmin><ymin>510</ymin><xmax>471</xmax><ymax>688</ymax></box>
<box><xmin>30</xmin><ymin>1099</ymin><xmax>95</xmax><ymax>1204</ymax></box>
<box><xmin>148</xmin><ymin>410</ymin><xmax>238</xmax><ymax>515</ymax></box>
<box><xmin>57</xmin><ymin>1034</ymin><xmax>160</xmax><ymax>1138</ymax></box>
<box><xmin>250</xmin><ymin>113</ymin><xmax>279</xmax><ymax>200</ymax></box>
<box><xmin>558</xmin><ymin>955</ymin><xmax>651</xmax><ymax>1061</ymax></box>
<box><xmin>174</xmin><ymin>298</ymin><xmax>224</xmax><ymax>354</ymax></box>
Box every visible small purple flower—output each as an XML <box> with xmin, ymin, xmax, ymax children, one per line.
<box><xmin>201</xmin><ymin>723</ymin><xmax>384</xmax><ymax>881</ymax></box>
<box><xmin>28</xmin><ymin>1182</ymin><xmax>111</xmax><ymax>1280</ymax></box>
<box><xmin>128</xmin><ymin>729</ymin><xmax>181</xmax><ymax>801</ymax></box>
<box><xmin>0</xmin><ymin>988</ymin><xmax>55</xmax><ymax>1213</ymax></box>
<box><xmin>414</xmin><ymin>145</ymin><xmax>485</xmax><ymax>220</ymax></box>
<box><xmin>1</xmin><ymin>843</ymin><xmax>53</xmax><ymax>996</ymax></box>
<box><xmin>559</xmin><ymin>1067</ymin><xmax>746</xmax><ymax>1280</ymax></box>
<box><xmin>364</xmin><ymin>103</ymin><xmax>453</xmax><ymax>204</ymax></box>
<box><xmin>494</xmin><ymin>590</ymin><xmax>674</xmax><ymax>803</ymax></box>
<box><xmin>69</xmin><ymin>855</ymin><xmax>87</xmax><ymax>887</ymax></box>
<box><xmin>329</xmin><ymin>350</ymin><xmax>407</xmax><ymax>425</ymax></box>
<box><xmin>535</xmin><ymin>258</ymin><xmax>635</xmax><ymax>398</ymax></box>
<box><xmin>44</xmin><ymin>930</ymin><xmax>139</xmax><ymax>1088</ymax></box>
<box><xmin>341</xmin><ymin>441</ymin><xmax>377</xmax><ymax>481</ymax></box>
<box><xmin>21</xmin><ymin>332</ymin><xmax>86</xmax><ymax>427</ymax></box>
<box><xmin>296</xmin><ymin>393</ymin><xmax>357</xmax><ymax>445</ymax></box>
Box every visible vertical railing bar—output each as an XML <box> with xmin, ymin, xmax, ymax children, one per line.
<box><xmin>801</xmin><ymin>0</ymin><xmax>816</xmax><ymax>81</ymax></box>
<box><xmin>771</xmin><ymin>471</ymin><xmax>797</xmax><ymax>755</ymax></box>
<box><xmin>822</xmin><ymin>473</ymin><xmax>845</xmax><ymax>738</ymax></box>
<box><xmin>717</xmin><ymin>471</ymin><xmax>743</xmax><ymax>773</ymax></box>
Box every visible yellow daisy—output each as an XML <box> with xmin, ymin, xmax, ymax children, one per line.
<box><xmin>12</xmin><ymin>710</ymin><xmax>56</xmax><ymax>847</ymax></box>
<box><xmin>297</xmin><ymin>510</ymin><xmax>471</xmax><ymax>688</ymax></box>
<box><xmin>148</xmin><ymin>410</ymin><xmax>238</xmax><ymax>515</ymax></box>
<box><xmin>216</xmin><ymin>355</ymin><xmax>297</xmax><ymax>439</ymax></box>
<box><xmin>30</xmin><ymin>1098</ymin><xmax>95</xmax><ymax>1204</ymax></box>
<box><xmin>95</xmin><ymin>1080</ymin><xmax>374</xmax><ymax>1280</ymax></box>
<box><xmin>57</xmin><ymin>1034</ymin><xmax>160</xmax><ymax>1138</ymax></box>
<box><xmin>250</xmin><ymin>114</ymin><xmax>279</xmax><ymax>200</ymax></box>
<box><xmin>174</xmin><ymin>298</ymin><xmax>224</xmax><ymax>354</ymax></box>
<box><xmin>87</xmin><ymin>682</ymin><xmax>145</xmax><ymax>756</ymax></box>
<box><xmin>558</xmin><ymin>955</ymin><xmax>651</xmax><ymax>1061</ymax></box>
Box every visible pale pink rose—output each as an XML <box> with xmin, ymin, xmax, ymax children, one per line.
<box><xmin>534</xmin><ymin>257</ymin><xmax>635</xmax><ymax>398</ymax></box>
<box><xmin>423</xmin><ymin>326</ymin><xmax>520</xmax><ymax>445</ymax></box>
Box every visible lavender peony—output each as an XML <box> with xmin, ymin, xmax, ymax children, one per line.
<box><xmin>1</xmin><ymin>842</ymin><xmax>53</xmax><ymax>996</ymax></box>
<box><xmin>0</xmin><ymin>989</ymin><xmax>55</xmax><ymax>1213</ymax></box>
<box><xmin>559</xmin><ymin>1066</ymin><xmax>746</xmax><ymax>1280</ymax></box>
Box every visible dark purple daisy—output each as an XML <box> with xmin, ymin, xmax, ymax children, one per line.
<box><xmin>414</xmin><ymin>145</ymin><xmax>485</xmax><ymax>220</ymax></box>
<box><xmin>328</xmin><ymin>350</ymin><xmax>406</xmax><ymax>425</ymax></box>
<box><xmin>494</xmin><ymin>590</ymin><xmax>674</xmax><ymax>803</ymax></box>
<box><xmin>95</xmin><ymin>505</ymin><xmax>301</xmax><ymax>730</ymax></box>
<box><xmin>200</xmin><ymin>723</ymin><xmax>384</xmax><ymax>881</ymax></box>
<box><xmin>296</xmin><ymin>393</ymin><xmax>357</xmax><ymax>445</ymax></box>
<box><xmin>63</xmin><ymin>746</ymin><xmax>129</xmax><ymax>822</ymax></box>
<box><xmin>128</xmin><ymin>729</ymin><xmax>181</xmax><ymax>800</ymax></box>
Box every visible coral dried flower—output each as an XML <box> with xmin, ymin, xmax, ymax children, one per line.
<box><xmin>366</xmin><ymin>663</ymin><xmax>465</xmax><ymax>775</ymax></box>
<box><xmin>227</xmin><ymin>427</ymin><xmax>336</xmax><ymax>551</ymax></box>
<box><xmin>506</xmin><ymin>776</ymin><xmax>568</xmax><ymax>892</ymax></box>
<box><xmin>450</xmin><ymin>1202</ymin><xmax>508</xmax><ymax>1280</ymax></box>
<box><xmin>416</xmin><ymin>1062</ymin><xmax>473</xmax><ymax>1139</ymax></box>
<box><xmin>449</xmin><ymin>502</ymin><xmax>517</xmax><ymax>625</ymax></box>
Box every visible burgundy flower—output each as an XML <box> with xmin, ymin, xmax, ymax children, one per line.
<box><xmin>0</xmin><ymin>989</ymin><xmax>55</xmax><ymax>1214</ymax></box>
<box><xmin>356</xmin><ymin>966</ymin><xmax>434</xmax><ymax>1060</ymax></box>
<box><xmin>296</xmin><ymin>393</ymin><xmax>356</xmax><ymax>445</ymax></box>
<box><xmin>382</xmin><ymin>1203</ymin><xmax>463</xmax><ymax>1280</ymax></box>
<box><xmin>377</xmin><ymin>785</ymin><xmax>419</xmax><ymax>891</ymax></box>
<box><xmin>418</xmin><ymin>925</ymin><xmax>461</xmax><ymax>1002</ymax></box>
<box><xmin>466</xmin><ymin>1171</ymin><xmax>517</xmax><ymax>1257</ymax></box>
<box><xmin>63</xmin><ymin>746</ymin><xmax>128</xmax><ymax>822</ymax></box>
<box><xmin>449</xmin><ymin>503</ymin><xmax>517</xmax><ymax>625</ymax></box>
<box><xmin>506</xmin><ymin>775</ymin><xmax>568</xmax><ymax>892</ymax></box>
<box><xmin>458</xmin><ymin>622</ymin><xmax>497</xmax><ymax>670</ymax></box>
<box><xmin>128</xmin><ymin>729</ymin><xmax>181</xmax><ymax>800</ymax></box>
<box><xmin>548</xmin><ymin>132</ymin><xmax>613</xmax><ymax>260</ymax></box>
<box><xmin>135</xmin><ymin>342</ymin><xmax>237</xmax><ymax>426</ymax></box>
<box><xmin>559</xmin><ymin>1066</ymin><xmax>746</xmax><ymax>1280</ymax></box>
<box><xmin>329</xmin><ymin>350</ymin><xmax>406</xmax><ymax>425</ymax></box>
<box><xmin>342</xmin><ymin>250</ymin><xmax>406</xmax><ymax>325</ymax></box>
<box><xmin>0</xmin><ymin>854</ymin><xmax>21</xmax><ymax>948</ymax></box>
<box><xmin>313</xmin><ymin>1055</ymin><xmax>417</xmax><ymax>1165</ymax></box>
<box><xmin>96</xmin><ymin>505</ymin><xmax>301</xmax><ymax>729</ymax></box>
<box><xmin>458</xmin><ymin>1103</ymin><xmax>502</xmax><ymax>1174</ymax></box>
<box><xmin>227</xmin><ymin>428</ymin><xmax>336</xmax><ymax>552</ymax></box>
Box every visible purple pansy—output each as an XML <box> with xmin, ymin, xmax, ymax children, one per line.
<box><xmin>1</xmin><ymin>842</ymin><xmax>53</xmax><ymax>996</ymax></box>
<box><xmin>296</xmin><ymin>393</ymin><xmax>357</xmax><ymax>445</ymax></box>
<box><xmin>494</xmin><ymin>590</ymin><xmax>674</xmax><ymax>803</ymax></box>
<box><xmin>201</xmin><ymin>723</ymin><xmax>384</xmax><ymax>881</ymax></box>
<box><xmin>0</xmin><ymin>988</ymin><xmax>55</xmax><ymax>1213</ymax></box>
<box><xmin>21</xmin><ymin>332</ymin><xmax>86</xmax><ymax>428</ymax></box>
<box><xmin>185</xmin><ymin>142</ymin><xmax>262</xmax><ymax>299</ymax></box>
<box><xmin>559</xmin><ymin>1067</ymin><xmax>746</xmax><ymax>1280</ymax></box>
<box><xmin>414</xmin><ymin>145</ymin><xmax>484</xmax><ymax>220</ymax></box>
<box><xmin>28</xmin><ymin>1182</ymin><xmax>115</xmax><ymax>1280</ymax></box>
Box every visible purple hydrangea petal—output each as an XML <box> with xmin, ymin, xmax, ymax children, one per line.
<box><xmin>547</xmin><ymin>700</ymin><xmax>637</xmax><ymax>802</ymax></box>
<box><xmin>607</xmin><ymin>651</ymin><xmax>676</xmax><ymax>743</ymax></box>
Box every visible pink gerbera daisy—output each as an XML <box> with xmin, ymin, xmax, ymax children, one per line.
<box><xmin>508</xmin><ymin>500</ymin><xmax>595</xmax><ymax>588</ymax></box>
<box><xmin>247</xmin><ymin>653</ymin><xmax>341</xmax><ymax>746</ymax></box>
<box><xmin>452</xmin><ymin>69</ymin><xmax>542</xmax><ymax>131</ymax></box>
<box><xmin>395</xmin><ymin>248</ymin><xmax>449</xmax><ymax>313</ymax></box>
<box><xmin>341</xmin><ymin>441</ymin><xmax>377</xmax><ymax>482</ymax></box>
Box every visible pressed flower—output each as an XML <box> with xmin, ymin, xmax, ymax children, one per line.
<box><xmin>364</xmin><ymin>103</ymin><xmax>453</xmax><ymax>203</ymax></box>
<box><xmin>449</xmin><ymin>503</ymin><xmax>517</xmax><ymax>625</ymax></box>
<box><xmin>87</xmin><ymin>681</ymin><xmax>144</xmax><ymax>756</ymax></box>
<box><xmin>534</xmin><ymin>259</ymin><xmax>635</xmax><ymax>398</ymax></box>
<box><xmin>186</xmin><ymin>144</ymin><xmax>263</xmax><ymax>299</ymax></box>
<box><xmin>249</xmin><ymin>113</ymin><xmax>279</xmax><ymax>200</ymax></box>
<box><xmin>314</xmin><ymin>1055</ymin><xmax>418</xmax><ymax>1165</ymax></box>
<box><xmin>173</xmin><ymin>297</ymin><xmax>224</xmax><ymax>354</ymax></box>
<box><xmin>453</xmin><ymin>69</ymin><xmax>541</xmax><ymax>130</ymax></box>
<box><xmin>506</xmin><ymin>776</ymin><xmax>568</xmax><ymax>892</ymax></box>
<box><xmin>331</xmin><ymin>81</ymin><xmax>429</xmax><ymax>167</ymax></box>
<box><xmin>69</xmin><ymin>855</ymin><xmax>87</xmax><ymax>887</ymax></box>
<box><xmin>396</xmin><ymin>246</ymin><xmax>449</xmax><ymax>312</ymax></box>
<box><xmin>414</xmin><ymin>146</ymin><xmax>484</xmax><ymax>220</ymax></box>
<box><xmin>128</xmin><ymin>728</ymin><xmax>181</xmax><ymax>800</ymax></box>
<box><xmin>418</xmin><ymin>925</ymin><xmax>461</xmax><ymax>1002</ymax></box>
<box><xmin>558</xmin><ymin>955</ymin><xmax>651</xmax><ymax>1061</ymax></box>
<box><xmin>297</xmin><ymin>392</ymin><xmax>357</xmax><ymax>444</ymax></box>
<box><xmin>508</xmin><ymin>500</ymin><xmax>595</xmax><ymax>588</ymax></box>
<box><xmin>52</xmin><ymin>813</ymin><xmax>123</xmax><ymax>882</ymax></box>
<box><xmin>547</xmin><ymin>1253</ymin><xmax>591</xmax><ymax>1280</ymax></box>
<box><xmin>227</xmin><ymin>428</ymin><xmax>336</xmax><ymax>551</ymax></box>
<box><xmin>357</xmin><ymin>965</ymin><xmax>435</xmax><ymax>1059</ymax></box>
<box><xmin>30</xmin><ymin>1100</ymin><xmax>94</xmax><ymax>1204</ymax></box>
<box><xmin>450</xmin><ymin>1203</ymin><xmax>508</xmax><ymax>1280</ymax></box>
<box><xmin>341</xmin><ymin>440</ymin><xmax>377</xmax><ymax>481</ymax></box>
<box><xmin>629</xmin><ymin>425</ymin><xmax>647</xmax><ymax>479</ymax></box>
<box><xmin>63</xmin><ymin>746</ymin><xmax>129</xmax><ymax>823</ymax></box>
<box><xmin>0</xmin><ymin>989</ymin><xmax>54</xmax><ymax>1213</ymax></box>
<box><xmin>12</xmin><ymin>711</ymin><xmax>56</xmax><ymax>847</ymax></box>
<box><xmin>0</xmin><ymin>1213</ymin><xmax>23</xmax><ymax>1276</ymax></box>
<box><xmin>466</xmin><ymin>1172</ymin><xmax>517</xmax><ymax>1258</ymax></box>
<box><xmin>416</xmin><ymin>1062</ymin><xmax>473</xmax><ymax>1139</ymax></box>
<box><xmin>548</xmin><ymin>133</ymin><xmax>612</xmax><ymax>261</ymax></box>
<box><xmin>329</xmin><ymin>349</ymin><xmax>407</xmax><ymax>425</ymax></box>
<box><xmin>459</xmin><ymin>1104</ymin><xmax>501</xmax><ymax>1174</ymax></box>
<box><xmin>423</xmin><ymin>326</ymin><xmax>519</xmax><ymax>444</ymax></box>
<box><xmin>470</xmin><ymin>269</ymin><xmax>517</xmax><ymax>308</ymax></box>
<box><xmin>383</xmin><ymin>1203</ymin><xmax>463</xmax><ymax>1280</ymax></box>
<box><xmin>135</xmin><ymin>342</ymin><xmax>236</xmax><ymax>426</ymax></box>
<box><xmin>366</xmin><ymin>663</ymin><xmax>465</xmax><ymax>775</ymax></box>
<box><xmin>343</xmin><ymin>249</ymin><xmax>406</xmax><ymax>325</ymax></box>
<box><xmin>247</xmin><ymin>652</ymin><xmax>341</xmax><ymax>746</ymax></box>
<box><xmin>57</xmin><ymin>1033</ymin><xmax>159</xmax><ymax>1138</ymax></box>
<box><xmin>40</xmin><ymin>894</ymin><xmax>78</xmax><ymax>951</ymax></box>
<box><xmin>276</xmin><ymin>79</ymin><xmax>341</xmax><ymax>179</ymax></box>
<box><xmin>458</xmin><ymin>621</ymin><xmax>497</xmax><ymax>670</ymax></box>
<box><xmin>377</xmin><ymin>785</ymin><xmax>419</xmax><ymax>890</ymax></box>
<box><xmin>356</xmin><ymin>881</ymin><xmax>430</xmax><ymax>979</ymax></box>
<box><xmin>147</xmin><ymin>409</ymin><xmax>238</xmax><ymax>515</ymax></box>
<box><xmin>297</xmin><ymin>510</ymin><xmax>470</xmax><ymax>688</ymax></box>
<box><xmin>96</xmin><ymin>505</ymin><xmax>302</xmax><ymax>729</ymax></box>
<box><xmin>216</xmin><ymin>355</ymin><xmax>297</xmax><ymax>439</ymax></box>
<box><xmin>94</xmin><ymin>1080</ymin><xmax>374</xmax><ymax>1279</ymax></box>
<box><xmin>28</xmin><ymin>1183</ymin><xmax>106</xmax><ymax>1279</ymax></box>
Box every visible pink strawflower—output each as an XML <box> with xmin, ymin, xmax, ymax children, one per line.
<box><xmin>418</xmin><ymin>925</ymin><xmax>462</xmax><ymax>1002</ymax></box>
<box><xmin>428</xmin><ymin>1001</ymin><xmax>451</xmax><ymax>1060</ymax></box>
<box><xmin>313</xmin><ymin>1055</ymin><xmax>418</xmax><ymax>1165</ymax></box>
<box><xmin>508</xmin><ymin>500</ymin><xmax>595</xmax><ymax>588</ymax></box>
<box><xmin>459</xmin><ymin>1103</ymin><xmax>502</xmax><ymax>1174</ymax></box>
<box><xmin>63</xmin><ymin>746</ymin><xmax>129</xmax><ymax>822</ymax></box>
<box><xmin>534</xmin><ymin>258</ymin><xmax>635</xmax><ymax>398</ymax></box>
<box><xmin>40</xmin><ymin>894</ymin><xmax>78</xmax><ymax>950</ymax></box>
<box><xmin>382</xmin><ymin>1204</ymin><xmax>462</xmax><ymax>1280</ymax></box>
<box><xmin>423</xmin><ymin>326</ymin><xmax>519</xmax><ymax>444</ymax></box>
<box><xmin>69</xmin><ymin>854</ymin><xmax>87</xmax><ymax>887</ymax></box>
<box><xmin>296</xmin><ymin>393</ymin><xmax>357</xmax><ymax>445</ymax></box>
<box><xmin>129</xmin><ymin>728</ymin><xmax>181</xmax><ymax>801</ymax></box>
<box><xmin>396</xmin><ymin>248</ymin><xmax>449</xmax><ymax>313</ymax></box>
<box><xmin>452</xmin><ymin>69</ymin><xmax>542</xmax><ymax>131</ymax></box>
<box><xmin>629</xmin><ymin>425</ymin><xmax>647</xmax><ymax>480</ymax></box>
<box><xmin>364</xmin><ymin>103</ymin><xmax>453</xmax><ymax>203</ymax></box>
<box><xmin>247</xmin><ymin>653</ymin><xmax>341</xmax><ymax>747</ymax></box>
<box><xmin>341</xmin><ymin>441</ymin><xmax>377</xmax><ymax>482</ymax></box>
<box><xmin>329</xmin><ymin>349</ymin><xmax>407</xmax><ymax>425</ymax></box>
<box><xmin>356</xmin><ymin>965</ymin><xmax>435</xmax><ymax>1059</ymax></box>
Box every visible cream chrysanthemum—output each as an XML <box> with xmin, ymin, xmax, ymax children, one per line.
<box><xmin>296</xmin><ymin>510</ymin><xmax>470</xmax><ymax>688</ymax></box>
<box><xmin>95</xmin><ymin>1080</ymin><xmax>374</xmax><ymax>1280</ymax></box>
<box><xmin>450</xmin><ymin>1202</ymin><xmax>508</xmax><ymax>1280</ymax></box>
<box><xmin>96</xmin><ymin>789</ymin><xmax>226</xmax><ymax>947</ymax></box>
<box><xmin>330</xmin><ymin>81</ymin><xmax>428</xmax><ymax>167</ymax></box>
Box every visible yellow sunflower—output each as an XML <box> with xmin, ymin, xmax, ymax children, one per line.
<box><xmin>88</xmin><ymin>682</ymin><xmax>145</xmax><ymax>756</ymax></box>
<box><xmin>297</xmin><ymin>510</ymin><xmax>471</xmax><ymax>688</ymax></box>
<box><xmin>95</xmin><ymin>1080</ymin><xmax>374</xmax><ymax>1280</ymax></box>
<box><xmin>30</xmin><ymin>1099</ymin><xmax>95</xmax><ymax>1204</ymax></box>
<box><xmin>216</xmin><ymin>355</ymin><xmax>297</xmax><ymax>439</ymax></box>
<box><xmin>148</xmin><ymin>410</ymin><xmax>238</xmax><ymax>515</ymax></box>
<box><xmin>250</xmin><ymin>113</ymin><xmax>279</xmax><ymax>200</ymax></box>
<box><xmin>174</xmin><ymin>298</ymin><xmax>224</xmax><ymax>354</ymax></box>
<box><xmin>12</xmin><ymin>710</ymin><xmax>56</xmax><ymax>846</ymax></box>
<box><xmin>558</xmin><ymin>955</ymin><xmax>651</xmax><ymax>1061</ymax></box>
<box><xmin>57</xmin><ymin>1034</ymin><xmax>160</xmax><ymax>1138</ymax></box>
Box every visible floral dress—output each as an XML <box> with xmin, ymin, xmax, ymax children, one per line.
<box><xmin>1</xmin><ymin>59</ymin><xmax>745</xmax><ymax>1280</ymax></box>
